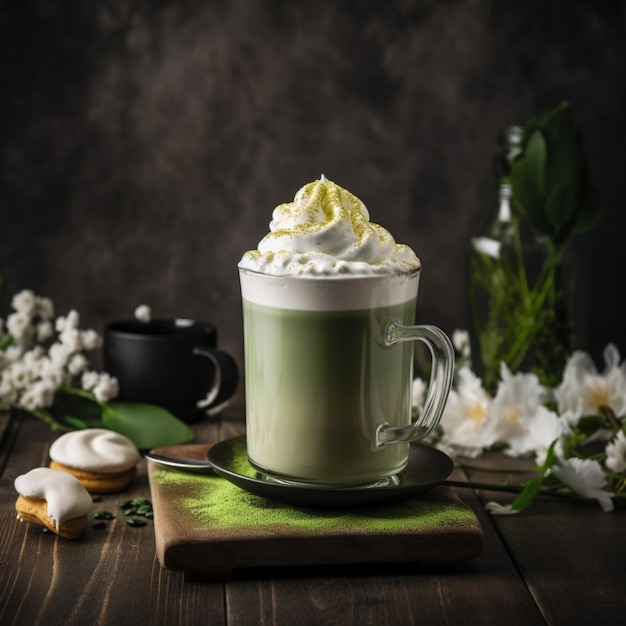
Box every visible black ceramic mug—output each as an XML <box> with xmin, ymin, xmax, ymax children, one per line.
<box><xmin>103</xmin><ymin>319</ymin><xmax>238</xmax><ymax>423</ymax></box>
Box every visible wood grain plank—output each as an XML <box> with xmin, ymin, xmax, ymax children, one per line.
<box><xmin>223</xmin><ymin>469</ymin><xmax>546</xmax><ymax>626</ymax></box>
<box><xmin>463</xmin><ymin>453</ymin><xmax>626</xmax><ymax>625</ymax></box>
<box><xmin>0</xmin><ymin>414</ymin><xmax>226</xmax><ymax>626</ymax></box>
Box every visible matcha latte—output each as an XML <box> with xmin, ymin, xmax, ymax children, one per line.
<box><xmin>238</xmin><ymin>176</ymin><xmax>454</xmax><ymax>487</ymax></box>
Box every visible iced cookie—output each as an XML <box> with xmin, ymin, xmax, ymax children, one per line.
<box><xmin>15</xmin><ymin>467</ymin><xmax>92</xmax><ymax>539</ymax></box>
<box><xmin>49</xmin><ymin>428</ymin><xmax>141</xmax><ymax>493</ymax></box>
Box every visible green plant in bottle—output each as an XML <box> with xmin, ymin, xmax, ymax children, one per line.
<box><xmin>469</xmin><ymin>102</ymin><xmax>603</xmax><ymax>393</ymax></box>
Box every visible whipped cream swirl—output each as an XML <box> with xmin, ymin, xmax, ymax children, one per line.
<box><xmin>239</xmin><ymin>176</ymin><xmax>420</xmax><ymax>276</ymax></box>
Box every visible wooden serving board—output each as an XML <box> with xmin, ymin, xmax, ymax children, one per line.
<box><xmin>148</xmin><ymin>444</ymin><xmax>483</xmax><ymax>580</ymax></box>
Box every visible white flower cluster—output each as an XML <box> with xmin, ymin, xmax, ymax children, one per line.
<box><xmin>413</xmin><ymin>332</ymin><xmax>626</xmax><ymax>513</ymax></box>
<box><xmin>0</xmin><ymin>290</ymin><xmax>118</xmax><ymax>411</ymax></box>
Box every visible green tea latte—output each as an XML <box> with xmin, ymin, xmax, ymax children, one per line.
<box><xmin>243</xmin><ymin>297</ymin><xmax>416</xmax><ymax>484</ymax></box>
<box><xmin>238</xmin><ymin>176</ymin><xmax>453</xmax><ymax>487</ymax></box>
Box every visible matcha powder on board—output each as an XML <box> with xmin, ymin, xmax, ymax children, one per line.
<box><xmin>152</xmin><ymin>468</ymin><xmax>476</xmax><ymax>535</ymax></box>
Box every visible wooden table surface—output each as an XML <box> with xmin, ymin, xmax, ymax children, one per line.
<box><xmin>1</xmin><ymin>406</ymin><xmax>625</xmax><ymax>626</ymax></box>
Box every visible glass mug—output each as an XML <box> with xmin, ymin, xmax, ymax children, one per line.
<box><xmin>238</xmin><ymin>267</ymin><xmax>455</xmax><ymax>487</ymax></box>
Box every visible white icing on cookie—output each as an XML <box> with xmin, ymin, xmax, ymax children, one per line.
<box><xmin>49</xmin><ymin>428</ymin><xmax>140</xmax><ymax>473</ymax></box>
<box><xmin>14</xmin><ymin>467</ymin><xmax>93</xmax><ymax>529</ymax></box>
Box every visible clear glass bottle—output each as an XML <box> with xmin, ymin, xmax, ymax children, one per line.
<box><xmin>467</xmin><ymin>126</ymin><xmax>574</xmax><ymax>393</ymax></box>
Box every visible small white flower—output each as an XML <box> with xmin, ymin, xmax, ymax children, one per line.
<box><xmin>22</xmin><ymin>346</ymin><xmax>45</xmax><ymax>367</ymax></box>
<box><xmin>49</xmin><ymin>342</ymin><xmax>73</xmax><ymax>367</ymax></box>
<box><xmin>134</xmin><ymin>305</ymin><xmax>152</xmax><ymax>323</ymax></box>
<box><xmin>529</xmin><ymin>409</ymin><xmax>575</xmax><ymax>466</ymax></box>
<box><xmin>605</xmin><ymin>430</ymin><xmax>626</xmax><ymax>474</ymax></box>
<box><xmin>35</xmin><ymin>296</ymin><xmax>54</xmax><ymax>320</ymax></box>
<box><xmin>452</xmin><ymin>329</ymin><xmax>471</xmax><ymax>358</ymax></box>
<box><xmin>81</xmin><ymin>371</ymin><xmax>100</xmax><ymax>391</ymax></box>
<box><xmin>439</xmin><ymin>366</ymin><xmax>496</xmax><ymax>457</ymax></box>
<box><xmin>60</xmin><ymin>328</ymin><xmax>83</xmax><ymax>352</ymax></box>
<box><xmin>6</xmin><ymin>312</ymin><xmax>33</xmax><ymax>344</ymax></box>
<box><xmin>92</xmin><ymin>373</ymin><xmax>119</xmax><ymax>402</ymax></box>
<box><xmin>555</xmin><ymin>344</ymin><xmax>626</xmax><ymax>418</ymax></box>
<box><xmin>8</xmin><ymin>362</ymin><xmax>32</xmax><ymax>389</ymax></box>
<box><xmin>550</xmin><ymin>457</ymin><xmax>614</xmax><ymax>512</ymax></box>
<box><xmin>489</xmin><ymin>363</ymin><xmax>549</xmax><ymax>457</ymax></box>
<box><xmin>19</xmin><ymin>380</ymin><xmax>55</xmax><ymax>410</ymax></box>
<box><xmin>12</xmin><ymin>290</ymin><xmax>37</xmax><ymax>315</ymax></box>
<box><xmin>36</xmin><ymin>321</ymin><xmax>54</xmax><ymax>342</ymax></box>
<box><xmin>80</xmin><ymin>329</ymin><xmax>101</xmax><ymax>351</ymax></box>
<box><xmin>38</xmin><ymin>357</ymin><xmax>65</xmax><ymax>389</ymax></box>
<box><xmin>4</xmin><ymin>346</ymin><xmax>23</xmax><ymax>363</ymax></box>
<box><xmin>55</xmin><ymin>309</ymin><xmax>80</xmax><ymax>334</ymax></box>
<box><xmin>471</xmin><ymin>236</ymin><xmax>501</xmax><ymax>259</ymax></box>
<box><xmin>0</xmin><ymin>376</ymin><xmax>18</xmax><ymax>404</ymax></box>
<box><xmin>527</xmin><ymin>410</ymin><xmax>560</xmax><ymax>466</ymax></box>
<box><xmin>67</xmin><ymin>354</ymin><xmax>88</xmax><ymax>376</ymax></box>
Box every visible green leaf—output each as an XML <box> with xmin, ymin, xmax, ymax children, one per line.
<box><xmin>49</xmin><ymin>391</ymin><xmax>102</xmax><ymax>424</ymax></box>
<box><xmin>62</xmin><ymin>416</ymin><xmax>90</xmax><ymax>429</ymax></box>
<box><xmin>61</xmin><ymin>415</ymin><xmax>105</xmax><ymax>430</ymax></box>
<box><xmin>574</xmin><ymin>182</ymin><xmax>604</xmax><ymax>234</ymax></box>
<box><xmin>512</xmin><ymin>100</ymin><xmax>603</xmax><ymax>253</ymax></box>
<box><xmin>511</xmin><ymin>130</ymin><xmax>551</xmax><ymax>235</ymax></box>
<box><xmin>510</xmin><ymin>476</ymin><xmax>542</xmax><ymax>512</ymax></box>
<box><xmin>542</xmin><ymin>105</ymin><xmax>584</xmax><ymax>200</ymax></box>
<box><xmin>102</xmin><ymin>403</ymin><xmax>194</xmax><ymax>450</ymax></box>
<box><xmin>510</xmin><ymin>439</ymin><xmax>558</xmax><ymax>512</ymax></box>
<box><xmin>546</xmin><ymin>182</ymin><xmax>577</xmax><ymax>230</ymax></box>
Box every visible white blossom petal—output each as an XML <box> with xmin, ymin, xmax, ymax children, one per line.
<box><xmin>11</xmin><ymin>290</ymin><xmax>37</xmax><ymax>315</ymax></box>
<box><xmin>438</xmin><ymin>366</ymin><xmax>496</xmax><ymax>456</ymax></box>
<box><xmin>550</xmin><ymin>458</ymin><xmax>614</xmax><ymax>512</ymax></box>
<box><xmin>7</xmin><ymin>312</ymin><xmax>33</xmax><ymax>345</ymax></box>
<box><xmin>452</xmin><ymin>329</ymin><xmax>470</xmax><ymax>357</ymax></box>
<box><xmin>134</xmin><ymin>305</ymin><xmax>152</xmax><ymax>323</ymax></box>
<box><xmin>35</xmin><ymin>297</ymin><xmax>54</xmax><ymax>320</ymax></box>
<box><xmin>81</xmin><ymin>371</ymin><xmax>100</xmax><ymax>391</ymax></box>
<box><xmin>488</xmin><ymin>363</ymin><xmax>549</xmax><ymax>456</ymax></box>
<box><xmin>80</xmin><ymin>329</ymin><xmax>101</xmax><ymax>351</ymax></box>
<box><xmin>471</xmin><ymin>236</ymin><xmax>501</xmax><ymax>258</ymax></box>
<box><xmin>485</xmin><ymin>502</ymin><xmax>520</xmax><ymax>515</ymax></box>
<box><xmin>36</xmin><ymin>321</ymin><xmax>53</xmax><ymax>342</ymax></box>
<box><xmin>92</xmin><ymin>374</ymin><xmax>119</xmax><ymax>402</ymax></box>
<box><xmin>555</xmin><ymin>345</ymin><xmax>626</xmax><ymax>417</ymax></box>
<box><xmin>605</xmin><ymin>431</ymin><xmax>626</xmax><ymax>474</ymax></box>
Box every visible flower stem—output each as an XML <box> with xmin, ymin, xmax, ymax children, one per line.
<box><xmin>444</xmin><ymin>479</ymin><xmax>578</xmax><ymax>500</ymax></box>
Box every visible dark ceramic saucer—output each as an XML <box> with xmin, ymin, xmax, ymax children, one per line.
<box><xmin>206</xmin><ymin>436</ymin><xmax>453</xmax><ymax>508</ymax></box>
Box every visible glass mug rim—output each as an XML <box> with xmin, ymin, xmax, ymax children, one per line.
<box><xmin>237</xmin><ymin>266</ymin><xmax>421</xmax><ymax>282</ymax></box>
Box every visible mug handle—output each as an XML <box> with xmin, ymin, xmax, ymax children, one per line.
<box><xmin>375</xmin><ymin>322</ymin><xmax>455</xmax><ymax>448</ymax></box>
<box><xmin>192</xmin><ymin>348</ymin><xmax>239</xmax><ymax>413</ymax></box>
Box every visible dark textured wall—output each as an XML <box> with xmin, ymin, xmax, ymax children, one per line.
<box><xmin>1</xmin><ymin>0</ymin><xmax>625</xmax><ymax>400</ymax></box>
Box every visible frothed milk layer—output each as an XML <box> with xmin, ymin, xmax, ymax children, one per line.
<box><xmin>238</xmin><ymin>176</ymin><xmax>420</xmax><ymax>277</ymax></box>
<box><xmin>239</xmin><ymin>268</ymin><xmax>420</xmax><ymax>311</ymax></box>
